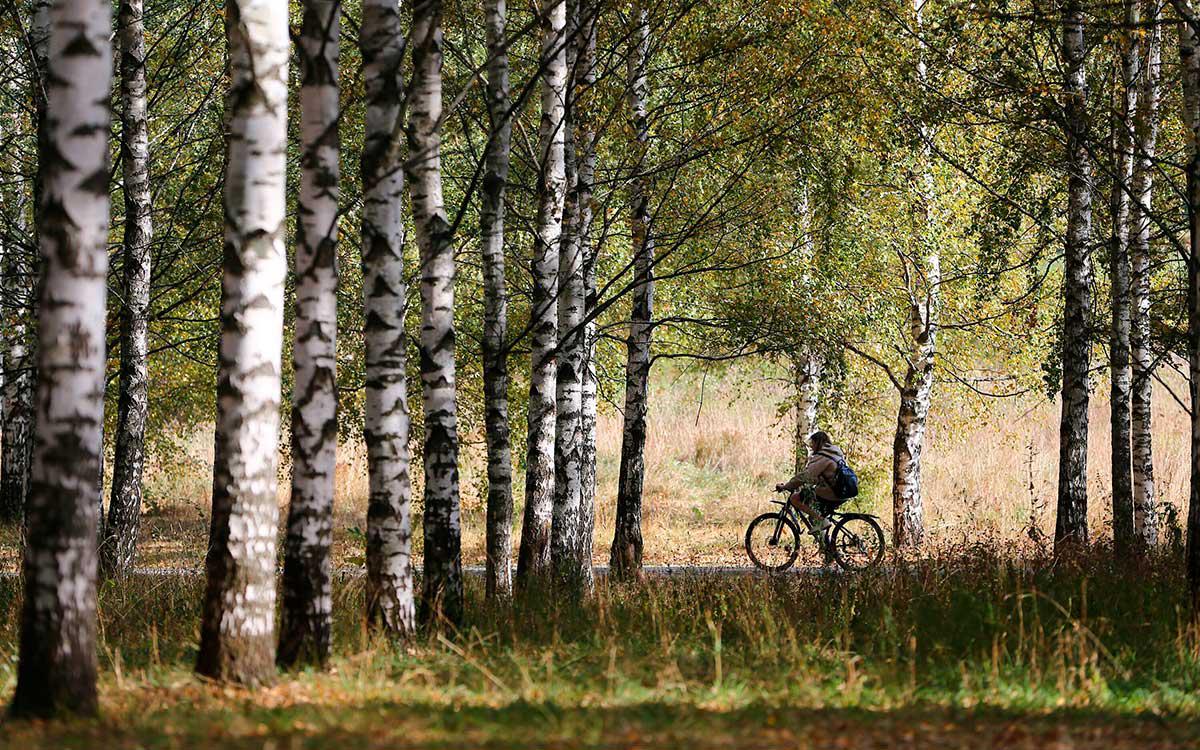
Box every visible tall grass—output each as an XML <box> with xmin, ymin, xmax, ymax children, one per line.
<box><xmin>1</xmin><ymin>548</ymin><xmax>1197</xmax><ymax>726</ymax></box>
<box><xmin>0</xmin><ymin>363</ymin><xmax>1188</xmax><ymax>571</ymax></box>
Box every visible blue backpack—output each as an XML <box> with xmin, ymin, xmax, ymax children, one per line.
<box><xmin>819</xmin><ymin>451</ymin><xmax>859</xmax><ymax>499</ymax></box>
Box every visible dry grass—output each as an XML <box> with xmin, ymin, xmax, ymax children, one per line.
<box><xmin>0</xmin><ymin>363</ymin><xmax>1190</xmax><ymax>571</ymax></box>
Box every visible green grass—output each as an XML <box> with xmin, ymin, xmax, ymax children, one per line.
<box><xmin>2</xmin><ymin>548</ymin><xmax>1200</xmax><ymax>747</ymax></box>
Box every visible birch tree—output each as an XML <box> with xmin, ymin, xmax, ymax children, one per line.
<box><xmin>481</xmin><ymin>0</ymin><xmax>515</xmax><ymax>599</ymax></box>
<box><xmin>792</xmin><ymin>183</ymin><xmax>822</xmax><ymax>475</ymax></box>
<box><xmin>361</xmin><ymin>0</ymin><xmax>415</xmax><ymax>635</ymax></box>
<box><xmin>196</xmin><ymin>0</ymin><xmax>289</xmax><ymax>685</ymax></box>
<box><xmin>892</xmin><ymin>0</ymin><xmax>940</xmax><ymax>549</ymax></box>
<box><xmin>517</xmin><ymin>0</ymin><xmax>568</xmax><ymax>584</ymax></box>
<box><xmin>101</xmin><ymin>0</ymin><xmax>155</xmax><ymax>576</ymax></box>
<box><xmin>793</xmin><ymin>357</ymin><xmax>822</xmax><ymax>473</ymax></box>
<box><xmin>406</xmin><ymin>0</ymin><xmax>463</xmax><ymax>624</ymax></box>
<box><xmin>1110</xmin><ymin>0</ymin><xmax>1140</xmax><ymax>555</ymax></box>
<box><xmin>280</xmin><ymin>0</ymin><xmax>340</xmax><ymax>668</ymax></box>
<box><xmin>2</xmin><ymin>0</ymin><xmax>51</xmax><ymax>525</ymax></box>
<box><xmin>1055</xmin><ymin>0</ymin><xmax>1094</xmax><ymax>551</ymax></box>
<box><xmin>610</xmin><ymin>3</ymin><xmax>654</xmax><ymax>579</ymax></box>
<box><xmin>1131</xmin><ymin>0</ymin><xmax>1162</xmax><ymax>548</ymax></box>
<box><xmin>10</xmin><ymin>0</ymin><xmax>112</xmax><ymax>716</ymax></box>
<box><xmin>573</xmin><ymin>0</ymin><xmax>600</xmax><ymax>585</ymax></box>
<box><xmin>0</xmin><ymin>169</ymin><xmax>31</xmax><ymax>526</ymax></box>
<box><xmin>553</xmin><ymin>0</ymin><xmax>586</xmax><ymax>580</ymax></box>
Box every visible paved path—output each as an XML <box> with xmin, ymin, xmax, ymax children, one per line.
<box><xmin>1</xmin><ymin>564</ymin><xmax>834</xmax><ymax>579</ymax></box>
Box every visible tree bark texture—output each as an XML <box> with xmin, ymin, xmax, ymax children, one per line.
<box><xmin>102</xmin><ymin>0</ymin><xmax>155</xmax><ymax>577</ymax></box>
<box><xmin>280</xmin><ymin>0</ymin><xmax>340</xmax><ymax>669</ymax></box>
<box><xmin>517</xmin><ymin>0</ymin><xmax>568</xmax><ymax>586</ymax></box>
<box><xmin>196</xmin><ymin>0</ymin><xmax>289</xmax><ymax>686</ymax></box>
<box><xmin>1110</xmin><ymin>0</ymin><xmax>1140</xmax><ymax>555</ymax></box>
<box><xmin>360</xmin><ymin>0</ymin><xmax>415</xmax><ymax>637</ymax></box>
<box><xmin>553</xmin><ymin>0</ymin><xmax>587</xmax><ymax>582</ymax></box>
<box><xmin>572</xmin><ymin>0</ymin><xmax>600</xmax><ymax>586</ymax></box>
<box><xmin>610</xmin><ymin>4</ymin><xmax>654</xmax><ymax>580</ymax></box>
<box><xmin>1054</xmin><ymin>0</ymin><xmax>1094</xmax><ymax>551</ymax></box>
<box><xmin>792</xmin><ymin>183</ymin><xmax>822</xmax><ymax>478</ymax></box>
<box><xmin>892</xmin><ymin>0</ymin><xmax>940</xmax><ymax>549</ymax></box>
<box><xmin>481</xmin><ymin>0</ymin><xmax>514</xmax><ymax>600</ymax></box>
<box><xmin>0</xmin><ymin>140</ymin><xmax>33</xmax><ymax>526</ymax></box>
<box><xmin>11</xmin><ymin>0</ymin><xmax>112</xmax><ymax>717</ymax></box>
<box><xmin>1132</xmin><ymin>0</ymin><xmax>1162</xmax><ymax>548</ymax></box>
<box><xmin>2</xmin><ymin>0</ymin><xmax>51</xmax><ymax>526</ymax></box>
<box><xmin>406</xmin><ymin>0</ymin><xmax>463</xmax><ymax>625</ymax></box>
<box><xmin>793</xmin><ymin>355</ymin><xmax>822</xmax><ymax>477</ymax></box>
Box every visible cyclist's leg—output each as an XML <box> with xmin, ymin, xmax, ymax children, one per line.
<box><xmin>817</xmin><ymin>499</ymin><xmax>839</xmax><ymax>517</ymax></box>
<box><xmin>816</xmin><ymin>499</ymin><xmax>838</xmax><ymax>564</ymax></box>
<box><xmin>789</xmin><ymin>487</ymin><xmax>829</xmax><ymax>532</ymax></box>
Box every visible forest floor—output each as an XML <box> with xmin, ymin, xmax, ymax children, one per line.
<box><xmin>6</xmin><ymin>697</ymin><xmax>1198</xmax><ymax>748</ymax></box>
<box><xmin>2</xmin><ymin>555</ymin><xmax>1200</xmax><ymax>748</ymax></box>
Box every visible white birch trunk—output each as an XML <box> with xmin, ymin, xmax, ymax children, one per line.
<box><xmin>1055</xmin><ymin>0</ymin><xmax>1094</xmax><ymax>550</ymax></box>
<box><xmin>0</xmin><ymin>196</ymin><xmax>32</xmax><ymax>524</ymax></box>
<box><xmin>573</xmin><ymin>0</ymin><xmax>599</xmax><ymax>586</ymax></box>
<box><xmin>196</xmin><ymin>0</ymin><xmax>289</xmax><ymax>686</ymax></box>
<box><xmin>517</xmin><ymin>0</ymin><xmax>568</xmax><ymax>585</ymax></box>
<box><xmin>610</xmin><ymin>4</ymin><xmax>654</xmax><ymax>579</ymax></box>
<box><xmin>102</xmin><ymin>0</ymin><xmax>155</xmax><ymax>576</ymax></box>
<box><xmin>1110</xmin><ymin>0</ymin><xmax>1140</xmax><ymax>554</ymax></box>
<box><xmin>360</xmin><ymin>0</ymin><xmax>415</xmax><ymax>636</ymax></box>
<box><xmin>3</xmin><ymin>0</ymin><xmax>52</xmax><ymax>526</ymax></box>
<box><xmin>892</xmin><ymin>0</ymin><xmax>939</xmax><ymax>549</ymax></box>
<box><xmin>406</xmin><ymin>0</ymin><xmax>463</xmax><ymax>624</ymax></box>
<box><xmin>793</xmin><ymin>356</ymin><xmax>822</xmax><ymax>476</ymax></box>
<box><xmin>553</xmin><ymin>0</ymin><xmax>587</xmax><ymax>581</ymax></box>
<box><xmin>1131</xmin><ymin>0</ymin><xmax>1162</xmax><ymax>548</ymax></box>
<box><xmin>280</xmin><ymin>0</ymin><xmax>340</xmax><ymax>668</ymax></box>
<box><xmin>10</xmin><ymin>0</ymin><xmax>112</xmax><ymax>716</ymax></box>
<box><xmin>481</xmin><ymin>0</ymin><xmax>514</xmax><ymax>599</ymax></box>
<box><xmin>792</xmin><ymin>183</ymin><xmax>822</xmax><ymax>477</ymax></box>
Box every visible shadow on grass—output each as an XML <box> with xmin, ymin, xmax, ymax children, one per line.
<box><xmin>4</xmin><ymin>698</ymin><xmax>1200</xmax><ymax>749</ymax></box>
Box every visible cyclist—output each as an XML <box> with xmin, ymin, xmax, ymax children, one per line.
<box><xmin>775</xmin><ymin>430</ymin><xmax>846</xmax><ymax>537</ymax></box>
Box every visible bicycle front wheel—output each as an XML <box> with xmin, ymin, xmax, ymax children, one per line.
<box><xmin>745</xmin><ymin>512</ymin><xmax>801</xmax><ymax>572</ymax></box>
<box><xmin>830</xmin><ymin>515</ymin><xmax>886</xmax><ymax>571</ymax></box>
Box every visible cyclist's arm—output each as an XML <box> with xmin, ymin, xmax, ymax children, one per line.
<box><xmin>778</xmin><ymin>474</ymin><xmax>807</xmax><ymax>492</ymax></box>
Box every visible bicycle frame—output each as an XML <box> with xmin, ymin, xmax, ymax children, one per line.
<box><xmin>769</xmin><ymin>499</ymin><xmax>825</xmax><ymax>544</ymax></box>
<box><xmin>769</xmin><ymin>498</ymin><xmax>880</xmax><ymax>543</ymax></box>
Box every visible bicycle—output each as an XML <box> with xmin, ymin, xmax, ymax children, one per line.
<box><xmin>744</xmin><ymin>489</ymin><xmax>886</xmax><ymax>572</ymax></box>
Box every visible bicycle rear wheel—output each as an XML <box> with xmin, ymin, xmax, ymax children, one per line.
<box><xmin>830</xmin><ymin>515</ymin><xmax>885</xmax><ymax>571</ymax></box>
<box><xmin>745</xmin><ymin>512</ymin><xmax>800</xmax><ymax>571</ymax></box>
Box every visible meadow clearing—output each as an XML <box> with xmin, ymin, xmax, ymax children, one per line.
<box><xmin>2</xmin><ymin>364</ymin><xmax>1184</xmax><ymax>572</ymax></box>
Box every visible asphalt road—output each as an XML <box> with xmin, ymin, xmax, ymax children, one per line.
<box><xmin>0</xmin><ymin>564</ymin><xmax>835</xmax><ymax>579</ymax></box>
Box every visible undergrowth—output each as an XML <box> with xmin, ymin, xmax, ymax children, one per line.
<box><xmin>1</xmin><ymin>546</ymin><xmax>1198</xmax><ymax>745</ymax></box>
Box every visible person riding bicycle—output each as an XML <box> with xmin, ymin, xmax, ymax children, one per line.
<box><xmin>775</xmin><ymin>430</ymin><xmax>847</xmax><ymax>536</ymax></box>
